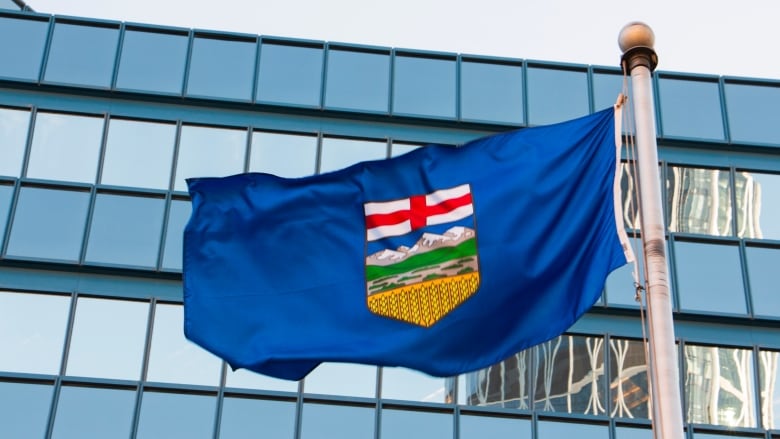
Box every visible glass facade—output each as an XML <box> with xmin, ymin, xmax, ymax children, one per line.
<box><xmin>1</xmin><ymin>7</ymin><xmax>780</xmax><ymax>439</ymax></box>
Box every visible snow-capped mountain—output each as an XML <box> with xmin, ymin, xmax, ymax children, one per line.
<box><xmin>366</xmin><ymin>226</ymin><xmax>475</xmax><ymax>266</ymax></box>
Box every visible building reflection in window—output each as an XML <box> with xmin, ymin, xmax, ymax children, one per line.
<box><xmin>758</xmin><ymin>349</ymin><xmax>779</xmax><ymax>430</ymax></box>
<box><xmin>666</xmin><ymin>166</ymin><xmax>733</xmax><ymax>236</ymax></box>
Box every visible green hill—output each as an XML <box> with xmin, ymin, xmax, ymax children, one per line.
<box><xmin>366</xmin><ymin>238</ymin><xmax>477</xmax><ymax>282</ymax></box>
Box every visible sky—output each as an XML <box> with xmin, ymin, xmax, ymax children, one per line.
<box><xmin>23</xmin><ymin>0</ymin><xmax>780</xmax><ymax>80</ymax></box>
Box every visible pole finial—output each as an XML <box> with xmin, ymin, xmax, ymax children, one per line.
<box><xmin>619</xmin><ymin>22</ymin><xmax>658</xmax><ymax>72</ymax></box>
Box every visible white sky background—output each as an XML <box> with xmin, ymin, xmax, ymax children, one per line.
<box><xmin>26</xmin><ymin>0</ymin><xmax>779</xmax><ymax>80</ymax></box>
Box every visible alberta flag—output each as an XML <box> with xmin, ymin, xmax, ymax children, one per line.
<box><xmin>183</xmin><ymin>106</ymin><xmax>632</xmax><ymax>381</ymax></box>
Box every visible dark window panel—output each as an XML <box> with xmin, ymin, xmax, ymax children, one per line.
<box><xmin>0</xmin><ymin>16</ymin><xmax>48</xmax><ymax>80</ymax></box>
<box><xmin>380</xmin><ymin>408</ymin><xmax>453</xmax><ymax>439</ymax></box>
<box><xmin>325</xmin><ymin>49</ymin><xmax>388</xmax><ymax>112</ymax></box>
<box><xmin>393</xmin><ymin>55</ymin><xmax>456</xmax><ymax>118</ymax></box>
<box><xmin>116</xmin><ymin>30</ymin><xmax>188</xmax><ymax>94</ymax></box>
<box><xmin>257</xmin><ymin>43</ymin><xmax>324</xmax><ymax>107</ymax></box>
<box><xmin>43</xmin><ymin>22</ymin><xmax>119</xmax><ymax>88</ymax></box>
<box><xmin>300</xmin><ymin>403</ymin><xmax>375</xmax><ymax>439</ymax></box>
<box><xmin>527</xmin><ymin>67</ymin><xmax>588</xmax><ymax>126</ymax></box>
<box><xmin>674</xmin><ymin>241</ymin><xmax>746</xmax><ymax>314</ymax></box>
<box><xmin>592</xmin><ymin>71</ymin><xmax>625</xmax><ymax>113</ymax></box>
<box><xmin>745</xmin><ymin>246</ymin><xmax>780</xmax><ymax>318</ymax></box>
<box><xmin>460</xmin><ymin>414</ymin><xmax>531</xmax><ymax>439</ymax></box>
<box><xmin>0</xmin><ymin>381</ymin><xmax>53</xmax><ymax>439</ymax></box>
<box><xmin>187</xmin><ymin>36</ymin><xmax>255</xmax><ymax>101</ymax></box>
<box><xmin>460</xmin><ymin>60</ymin><xmax>523</xmax><ymax>124</ymax></box>
<box><xmin>725</xmin><ymin>82</ymin><xmax>780</xmax><ymax>145</ymax></box>
<box><xmin>658</xmin><ymin>78</ymin><xmax>724</xmax><ymax>141</ymax></box>
<box><xmin>136</xmin><ymin>391</ymin><xmax>216</xmax><ymax>439</ymax></box>
<box><xmin>536</xmin><ymin>420</ymin><xmax>609</xmax><ymax>438</ymax></box>
<box><xmin>51</xmin><ymin>386</ymin><xmax>136</xmax><ymax>439</ymax></box>
<box><xmin>219</xmin><ymin>397</ymin><xmax>296</xmax><ymax>439</ymax></box>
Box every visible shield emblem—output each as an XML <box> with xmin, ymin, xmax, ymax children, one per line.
<box><xmin>363</xmin><ymin>184</ymin><xmax>480</xmax><ymax>327</ymax></box>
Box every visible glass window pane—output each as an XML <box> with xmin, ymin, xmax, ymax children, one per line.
<box><xmin>618</xmin><ymin>162</ymin><xmax>642</xmax><ymax>231</ymax></box>
<box><xmin>674</xmin><ymin>241</ymin><xmax>746</xmax><ymax>314</ymax></box>
<box><xmin>533</xmin><ymin>335</ymin><xmax>606</xmax><ymax>415</ymax></box>
<box><xmin>27</xmin><ymin>112</ymin><xmax>104</xmax><ymax>184</ymax></box>
<box><xmin>319</xmin><ymin>137</ymin><xmax>386</xmax><ymax>174</ymax></box>
<box><xmin>116</xmin><ymin>30</ymin><xmax>188</xmax><ymax>94</ymax></box>
<box><xmin>161</xmin><ymin>199</ymin><xmax>191</xmax><ymax>271</ymax></box>
<box><xmin>249</xmin><ymin>131</ymin><xmax>317</xmax><ymax>178</ymax></box>
<box><xmin>684</xmin><ymin>345</ymin><xmax>757</xmax><ymax>427</ymax></box>
<box><xmin>0</xmin><ymin>184</ymin><xmax>13</xmax><ymax>248</ymax></box>
<box><xmin>300</xmin><ymin>403</ymin><xmax>374</xmax><ymax>439</ymax></box>
<box><xmin>461</xmin><ymin>351</ymin><xmax>532</xmax><ymax>409</ymax></box>
<box><xmin>746</xmin><ymin>246</ymin><xmax>780</xmax><ymax>318</ymax></box>
<box><xmin>66</xmin><ymin>297</ymin><xmax>148</xmax><ymax>380</ymax></box>
<box><xmin>174</xmin><ymin>125</ymin><xmax>246</xmax><ymax>191</ymax></box>
<box><xmin>85</xmin><ymin>193</ymin><xmax>165</xmax><ymax>267</ymax></box>
<box><xmin>51</xmin><ymin>386</ymin><xmax>135</xmax><ymax>439</ymax></box>
<box><xmin>0</xmin><ymin>107</ymin><xmax>30</xmax><ymax>177</ymax></box>
<box><xmin>758</xmin><ymin>350</ymin><xmax>780</xmax><ymax>430</ymax></box>
<box><xmin>737</xmin><ymin>171</ymin><xmax>780</xmax><ymax>240</ymax></box>
<box><xmin>187</xmin><ymin>36</ymin><xmax>255</xmax><ymax>101</ymax></box>
<box><xmin>615</xmin><ymin>426</ymin><xmax>653</xmax><ymax>439</ymax></box>
<box><xmin>592</xmin><ymin>72</ymin><xmax>625</xmax><ymax>113</ymax></box>
<box><xmin>137</xmin><ymin>391</ymin><xmax>215</xmax><ymax>439</ymax></box>
<box><xmin>460</xmin><ymin>61</ymin><xmax>523</xmax><ymax>124</ymax></box>
<box><xmin>0</xmin><ymin>381</ymin><xmax>52</xmax><ymax>439</ymax></box>
<box><xmin>146</xmin><ymin>303</ymin><xmax>221</xmax><ymax>386</ymax></box>
<box><xmin>666</xmin><ymin>166</ymin><xmax>733</xmax><ymax>236</ymax></box>
<box><xmin>459</xmin><ymin>414</ymin><xmax>531</xmax><ymax>439</ymax></box>
<box><xmin>224</xmin><ymin>367</ymin><xmax>298</xmax><ymax>392</ymax></box>
<box><xmin>390</xmin><ymin>142</ymin><xmax>420</xmax><ymax>158</ymax></box>
<box><xmin>101</xmin><ymin>118</ymin><xmax>176</xmax><ymax>189</ymax></box>
<box><xmin>325</xmin><ymin>49</ymin><xmax>388</xmax><ymax>112</ymax></box>
<box><xmin>0</xmin><ymin>291</ymin><xmax>69</xmax><ymax>374</ymax></box>
<box><xmin>659</xmin><ymin>78</ymin><xmax>724</xmax><ymax>140</ymax></box>
<box><xmin>6</xmin><ymin>186</ymin><xmax>90</xmax><ymax>261</ymax></box>
<box><xmin>527</xmin><ymin>67</ymin><xmax>589</xmax><ymax>126</ymax></box>
<box><xmin>219</xmin><ymin>397</ymin><xmax>296</xmax><ymax>439</ymax></box>
<box><xmin>725</xmin><ymin>82</ymin><xmax>780</xmax><ymax>145</ymax></box>
<box><xmin>537</xmin><ymin>420</ymin><xmax>608</xmax><ymax>438</ymax></box>
<box><xmin>0</xmin><ymin>16</ymin><xmax>48</xmax><ymax>80</ymax></box>
<box><xmin>257</xmin><ymin>43</ymin><xmax>324</xmax><ymax>107</ymax></box>
<box><xmin>381</xmin><ymin>367</ymin><xmax>448</xmax><ymax>402</ymax></box>
<box><xmin>381</xmin><ymin>408</ymin><xmax>452</xmax><ymax>439</ymax></box>
<box><xmin>304</xmin><ymin>363</ymin><xmax>376</xmax><ymax>398</ymax></box>
<box><xmin>605</xmin><ymin>237</ymin><xmax>644</xmax><ymax>307</ymax></box>
<box><xmin>393</xmin><ymin>55</ymin><xmax>456</xmax><ymax>118</ymax></box>
<box><xmin>609</xmin><ymin>338</ymin><xmax>650</xmax><ymax>419</ymax></box>
<box><xmin>44</xmin><ymin>23</ymin><xmax>118</xmax><ymax>88</ymax></box>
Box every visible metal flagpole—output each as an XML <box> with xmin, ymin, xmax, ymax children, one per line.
<box><xmin>618</xmin><ymin>22</ymin><xmax>685</xmax><ymax>439</ymax></box>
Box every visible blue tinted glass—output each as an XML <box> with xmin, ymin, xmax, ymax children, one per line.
<box><xmin>187</xmin><ymin>36</ymin><xmax>255</xmax><ymax>100</ymax></box>
<box><xmin>27</xmin><ymin>112</ymin><xmax>104</xmax><ymax>184</ymax></box>
<box><xmin>381</xmin><ymin>367</ymin><xmax>447</xmax><ymax>402</ymax></box>
<box><xmin>609</xmin><ymin>339</ymin><xmax>650</xmax><ymax>419</ymax></box>
<box><xmin>462</xmin><ymin>351</ymin><xmax>531</xmax><ymax>408</ymax></box>
<box><xmin>219</xmin><ymin>397</ymin><xmax>296</xmax><ymax>439</ymax></box>
<box><xmin>162</xmin><ymin>199</ymin><xmax>191</xmax><ymax>271</ymax></box>
<box><xmin>759</xmin><ymin>350</ymin><xmax>780</xmax><ymax>429</ymax></box>
<box><xmin>537</xmin><ymin>420</ymin><xmax>608</xmax><ymax>437</ymax></box>
<box><xmin>746</xmin><ymin>247</ymin><xmax>780</xmax><ymax>318</ymax></box>
<box><xmin>725</xmin><ymin>82</ymin><xmax>780</xmax><ymax>145</ymax></box>
<box><xmin>85</xmin><ymin>194</ymin><xmax>165</xmax><ymax>267</ymax></box>
<box><xmin>0</xmin><ymin>16</ymin><xmax>48</xmax><ymax>80</ymax></box>
<box><xmin>659</xmin><ymin>78</ymin><xmax>724</xmax><ymax>140</ymax></box>
<box><xmin>381</xmin><ymin>408</ymin><xmax>452</xmax><ymax>439</ymax></box>
<box><xmin>249</xmin><ymin>131</ymin><xmax>317</xmax><ymax>178</ymax></box>
<box><xmin>225</xmin><ymin>367</ymin><xmax>299</xmax><ymax>392</ymax></box>
<box><xmin>0</xmin><ymin>107</ymin><xmax>30</xmax><ymax>177</ymax></box>
<box><xmin>737</xmin><ymin>171</ymin><xmax>780</xmax><ymax>240</ymax></box>
<box><xmin>460</xmin><ymin>415</ymin><xmax>531</xmax><ymax>438</ymax></box>
<box><xmin>137</xmin><ymin>392</ymin><xmax>215</xmax><ymax>439</ymax></box>
<box><xmin>319</xmin><ymin>137</ymin><xmax>386</xmax><ymax>174</ymax></box>
<box><xmin>101</xmin><ymin>118</ymin><xmax>176</xmax><ymax>189</ymax></box>
<box><xmin>44</xmin><ymin>23</ymin><xmax>118</xmax><ymax>88</ymax></box>
<box><xmin>257</xmin><ymin>43</ymin><xmax>324</xmax><ymax>107</ymax></box>
<box><xmin>390</xmin><ymin>142</ymin><xmax>420</xmax><ymax>158</ymax></box>
<box><xmin>393</xmin><ymin>55</ymin><xmax>456</xmax><ymax>118</ymax></box>
<box><xmin>174</xmin><ymin>125</ymin><xmax>246</xmax><ymax>191</ymax></box>
<box><xmin>7</xmin><ymin>186</ymin><xmax>90</xmax><ymax>261</ymax></box>
<box><xmin>51</xmin><ymin>386</ymin><xmax>135</xmax><ymax>439</ymax></box>
<box><xmin>527</xmin><ymin>67</ymin><xmax>589</xmax><ymax>126</ymax></box>
<box><xmin>300</xmin><ymin>403</ymin><xmax>374</xmax><ymax>439</ymax></box>
<box><xmin>675</xmin><ymin>241</ymin><xmax>746</xmax><ymax>314</ymax></box>
<box><xmin>325</xmin><ymin>49</ymin><xmax>389</xmax><ymax>112</ymax></box>
<box><xmin>666</xmin><ymin>166</ymin><xmax>733</xmax><ymax>236</ymax></box>
<box><xmin>0</xmin><ymin>184</ymin><xmax>12</xmax><ymax>247</ymax></box>
<box><xmin>592</xmin><ymin>72</ymin><xmax>625</xmax><ymax>112</ymax></box>
<box><xmin>615</xmin><ymin>426</ymin><xmax>653</xmax><ymax>439</ymax></box>
<box><xmin>460</xmin><ymin>61</ymin><xmax>523</xmax><ymax>124</ymax></box>
<box><xmin>116</xmin><ymin>30</ymin><xmax>188</xmax><ymax>94</ymax></box>
<box><xmin>304</xmin><ymin>363</ymin><xmax>376</xmax><ymax>398</ymax></box>
<box><xmin>0</xmin><ymin>381</ymin><xmax>52</xmax><ymax>439</ymax></box>
<box><xmin>606</xmin><ymin>237</ymin><xmax>644</xmax><ymax>307</ymax></box>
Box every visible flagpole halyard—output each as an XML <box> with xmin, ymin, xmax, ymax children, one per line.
<box><xmin>619</xmin><ymin>22</ymin><xmax>685</xmax><ymax>439</ymax></box>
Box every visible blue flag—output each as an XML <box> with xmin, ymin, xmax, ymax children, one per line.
<box><xmin>184</xmin><ymin>107</ymin><xmax>631</xmax><ymax>381</ymax></box>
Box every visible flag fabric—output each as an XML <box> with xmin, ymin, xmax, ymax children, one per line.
<box><xmin>183</xmin><ymin>106</ymin><xmax>632</xmax><ymax>381</ymax></box>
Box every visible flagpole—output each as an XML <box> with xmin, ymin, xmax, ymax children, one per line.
<box><xmin>618</xmin><ymin>22</ymin><xmax>685</xmax><ymax>439</ymax></box>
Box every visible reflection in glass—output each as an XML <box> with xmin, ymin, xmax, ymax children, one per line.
<box><xmin>161</xmin><ymin>199</ymin><xmax>191</xmax><ymax>271</ymax></box>
<box><xmin>219</xmin><ymin>397</ymin><xmax>296</xmax><ymax>439</ymax></box>
<box><xmin>325</xmin><ymin>49</ymin><xmax>389</xmax><ymax>112</ymax></box>
<box><xmin>536</xmin><ymin>420</ymin><xmax>608</xmax><ymax>438</ymax></box>
<box><xmin>44</xmin><ymin>23</ymin><xmax>118</xmax><ymax>88</ymax></box>
<box><xmin>658</xmin><ymin>78</ymin><xmax>724</xmax><ymax>140</ymax></box>
<box><xmin>527</xmin><ymin>67</ymin><xmax>588</xmax><ymax>126</ymax></box>
<box><xmin>736</xmin><ymin>171</ymin><xmax>780</xmax><ymax>240</ymax></box>
<box><xmin>249</xmin><ymin>131</ymin><xmax>317</xmax><ymax>178</ymax></box>
<box><xmin>257</xmin><ymin>43</ymin><xmax>324</xmax><ymax>107</ymax></box>
<box><xmin>684</xmin><ymin>345</ymin><xmax>757</xmax><ymax>427</ymax></box>
<box><xmin>319</xmin><ymin>137</ymin><xmax>386</xmax><ymax>174</ymax></box>
<box><xmin>303</xmin><ymin>363</ymin><xmax>376</xmax><ymax>398</ymax></box>
<box><xmin>101</xmin><ymin>119</ymin><xmax>176</xmax><ymax>189</ymax></box>
<box><xmin>116</xmin><ymin>30</ymin><xmax>188</xmax><ymax>94</ymax></box>
<box><xmin>6</xmin><ymin>186</ymin><xmax>90</xmax><ymax>261</ymax></box>
<box><xmin>393</xmin><ymin>55</ymin><xmax>456</xmax><ymax>118</ymax></box>
<box><xmin>725</xmin><ymin>82</ymin><xmax>780</xmax><ymax>145</ymax></box>
<box><xmin>136</xmin><ymin>391</ymin><xmax>215</xmax><ymax>439</ymax></box>
<box><xmin>666</xmin><ymin>166</ymin><xmax>733</xmax><ymax>236</ymax></box>
<box><xmin>459</xmin><ymin>414</ymin><xmax>531</xmax><ymax>438</ymax></box>
<box><xmin>300</xmin><ymin>403</ymin><xmax>374</xmax><ymax>439</ymax></box>
<box><xmin>381</xmin><ymin>408</ymin><xmax>452</xmax><ymax>439</ymax></box>
<box><xmin>174</xmin><ymin>125</ymin><xmax>246</xmax><ymax>191</ymax></box>
<box><xmin>0</xmin><ymin>381</ymin><xmax>52</xmax><ymax>439</ymax></box>
<box><xmin>187</xmin><ymin>36</ymin><xmax>255</xmax><ymax>100</ymax></box>
<box><xmin>619</xmin><ymin>162</ymin><xmax>641</xmax><ymax>231</ymax></box>
<box><xmin>0</xmin><ymin>291</ymin><xmax>69</xmax><ymax>374</ymax></box>
<box><xmin>0</xmin><ymin>107</ymin><xmax>29</xmax><ymax>177</ymax></box>
<box><xmin>225</xmin><ymin>367</ymin><xmax>298</xmax><ymax>392</ymax></box>
<box><xmin>0</xmin><ymin>16</ymin><xmax>48</xmax><ymax>80</ymax></box>
<box><xmin>746</xmin><ymin>246</ymin><xmax>780</xmax><ymax>317</ymax></box>
<box><xmin>381</xmin><ymin>367</ymin><xmax>447</xmax><ymax>402</ymax></box>
<box><xmin>51</xmin><ymin>386</ymin><xmax>135</xmax><ymax>439</ymax></box>
<box><xmin>758</xmin><ymin>350</ymin><xmax>780</xmax><ymax>430</ymax></box>
<box><xmin>27</xmin><ymin>112</ymin><xmax>104</xmax><ymax>184</ymax></box>
<box><xmin>146</xmin><ymin>303</ymin><xmax>222</xmax><ymax>386</ymax></box>
<box><xmin>674</xmin><ymin>241</ymin><xmax>746</xmax><ymax>314</ymax></box>
<box><xmin>609</xmin><ymin>339</ymin><xmax>650</xmax><ymax>419</ymax></box>
<box><xmin>460</xmin><ymin>61</ymin><xmax>523</xmax><ymax>124</ymax></box>
<box><xmin>463</xmin><ymin>351</ymin><xmax>531</xmax><ymax>409</ymax></box>
<box><xmin>66</xmin><ymin>297</ymin><xmax>149</xmax><ymax>380</ymax></box>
